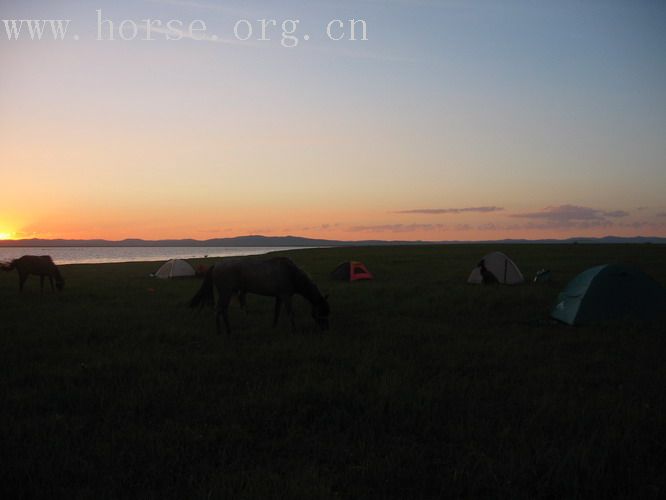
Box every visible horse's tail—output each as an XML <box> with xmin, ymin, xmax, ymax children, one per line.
<box><xmin>189</xmin><ymin>265</ymin><xmax>215</xmax><ymax>308</ymax></box>
<box><xmin>0</xmin><ymin>259</ymin><xmax>16</xmax><ymax>271</ymax></box>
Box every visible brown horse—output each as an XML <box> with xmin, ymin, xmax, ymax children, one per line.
<box><xmin>1</xmin><ymin>255</ymin><xmax>65</xmax><ymax>292</ymax></box>
<box><xmin>190</xmin><ymin>257</ymin><xmax>329</xmax><ymax>335</ymax></box>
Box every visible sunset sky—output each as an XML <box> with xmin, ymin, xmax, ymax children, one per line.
<box><xmin>1</xmin><ymin>0</ymin><xmax>665</xmax><ymax>241</ymax></box>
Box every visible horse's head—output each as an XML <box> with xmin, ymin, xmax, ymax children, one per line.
<box><xmin>312</xmin><ymin>294</ymin><xmax>330</xmax><ymax>331</ymax></box>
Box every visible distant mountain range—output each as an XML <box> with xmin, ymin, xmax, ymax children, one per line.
<box><xmin>0</xmin><ymin>235</ymin><xmax>664</xmax><ymax>247</ymax></box>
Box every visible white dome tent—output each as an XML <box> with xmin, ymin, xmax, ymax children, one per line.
<box><xmin>468</xmin><ymin>252</ymin><xmax>524</xmax><ymax>285</ymax></box>
<box><xmin>153</xmin><ymin>259</ymin><xmax>195</xmax><ymax>279</ymax></box>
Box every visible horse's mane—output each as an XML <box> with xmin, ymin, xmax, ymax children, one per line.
<box><xmin>275</xmin><ymin>257</ymin><xmax>324</xmax><ymax>303</ymax></box>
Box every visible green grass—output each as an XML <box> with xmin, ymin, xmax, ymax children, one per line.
<box><xmin>1</xmin><ymin>244</ymin><xmax>665</xmax><ymax>499</ymax></box>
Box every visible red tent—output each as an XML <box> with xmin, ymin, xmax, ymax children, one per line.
<box><xmin>331</xmin><ymin>261</ymin><xmax>373</xmax><ymax>282</ymax></box>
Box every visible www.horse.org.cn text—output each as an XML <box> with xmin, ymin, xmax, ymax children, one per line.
<box><xmin>1</xmin><ymin>10</ymin><xmax>369</xmax><ymax>48</ymax></box>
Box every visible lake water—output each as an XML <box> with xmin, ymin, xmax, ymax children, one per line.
<box><xmin>0</xmin><ymin>247</ymin><xmax>305</xmax><ymax>266</ymax></box>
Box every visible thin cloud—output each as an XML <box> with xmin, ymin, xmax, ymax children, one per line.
<box><xmin>503</xmin><ymin>220</ymin><xmax>614</xmax><ymax>230</ymax></box>
<box><xmin>354</xmin><ymin>0</ymin><xmax>448</xmax><ymax>7</ymax></box>
<box><xmin>617</xmin><ymin>221</ymin><xmax>666</xmax><ymax>229</ymax></box>
<box><xmin>138</xmin><ymin>25</ymin><xmax>409</xmax><ymax>62</ymax></box>
<box><xmin>302</xmin><ymin>44</ymin><xmax>415</xmax><ymax>63</ymax></box>
<box><xmin>349</xmin><ymin>223</ymin><xmax>449</xmax><ymax>233</ymax></box>
<box><xmin>395</xmin><ymin>206</ymin><xmax>503</xmax><ymax>215</ymax></box>
<box><xmin>145</xmin><ymin>0</ymin><xmax>254</xmax><ymax>16</ymax></box>
<box><xmin>140</xmin><ymin>24</ymin><xmax>253</xmax><ymax>46</ymax></box>
<box><xmin>510</xmin><ymin>205</ymin><xmax>628</xmax><ymax>222</ymax></box>
<box><xmin>144</xmin><ymin>0</ymin><xmax>411</xmax><ymax>62</ymax></box>
<box><xmin>603</xmin><ymin>210</ymin><xmax>630</xmax><ymax>218</ymax></box>
<box><xmin>282</xmin><ymin>223</ymin><xmax>341</xmax><ymax>232</ymax></box>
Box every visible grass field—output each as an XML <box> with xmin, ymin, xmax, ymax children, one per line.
<box><xmin>1</xmin><ymin>244</ymin><xmax>665</xmax><ymax>499</ymax></box>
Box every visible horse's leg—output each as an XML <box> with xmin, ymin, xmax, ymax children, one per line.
<box><xmin>49</xmin><ymin>275</ymin><xmax>54</xmax><ymax>292</ymax></box>
<box><xmin>216</xmin><ymin>292</ymin><xmax>232</xmax><ymax>335</ymax></box>
<box><xmin>40</xmin><ymin>275</ymin><xmax>45</xmax><ymax>293</ymax></box>
<box><xmin>239</xmin><ymin>291</ymin><xmax>248</xmax><ymax>315</ymax></box>
<box><xmin>215</xmin><ymin>309</ymin><xmax>222</xmax><ymax>335</ymax></box>
<box><xmin>272</xmin><ymin>297</ymin><xmax>282</xmax><ymax>327</ymax></box>
<box><xmin>219</xmin><ymin>307</ymin><xmax>231</xmax><ymax>336</ymax></box>
<box><xmin>19</xmin><ymin>272</ymin><xmax>27</xmax><ymax>292</ymax></box>
<box><xmin>284</xmin><ymin>296</ymin><xmax>296</xmax><ymax>331</ymax></box>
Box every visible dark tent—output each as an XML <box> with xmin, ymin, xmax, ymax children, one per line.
<box><xmin>551</xmin><ymin>264</ymin><xmax>666</xmax><ymax>325</ymax></box>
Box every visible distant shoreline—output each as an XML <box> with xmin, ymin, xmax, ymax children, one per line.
<box><xmin>0</xmin><ymin>246</ymin><xmax>306</xmax><ymax>266</ymax></box>
<box><xmin>0</xmin><ymin>235</ymin><xmax>665</xmax><ymax>247</ymax></box>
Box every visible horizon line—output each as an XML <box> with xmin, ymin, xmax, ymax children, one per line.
<box><xmin>0</xmin><ymin>234</ymin><xmax>665</xmax><ymax>247</ymax></box>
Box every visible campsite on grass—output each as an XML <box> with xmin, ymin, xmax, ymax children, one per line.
<box><xmin>3</xmin><ymin>1</ymin><xmax>666</xmax><ymax>497</ymax></box>
<box><xmin>1</xmin><ymin>243</ymin><xmax>665</xmax><ymax>498</ymax></box>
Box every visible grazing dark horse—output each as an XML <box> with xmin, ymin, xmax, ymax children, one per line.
<box><xmin>190</xmin><ymin>257</ymin><xmax>329</xmax><ymax>335</ymax></box>
<box><xmin>479</xmin><ymin>259</ymin><xmax>499</xmax><ymax>285</ymax></box>
<box><xmin>1</xmin><ymin>255</ymin><xmax>65</xmax><ymax>292</ymax></box>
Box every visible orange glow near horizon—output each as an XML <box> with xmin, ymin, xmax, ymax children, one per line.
<box><xmin>3</xmin><ymin>207</ymin><xmax>666</xmax><ymax>242</ymax></box>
